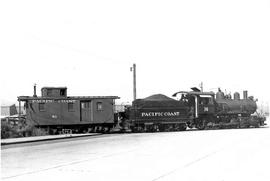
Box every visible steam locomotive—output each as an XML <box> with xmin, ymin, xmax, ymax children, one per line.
<box><xmin>121</xmin><ymin>88</ymin><xmax>266</xmax><ymax>132</ymax></box>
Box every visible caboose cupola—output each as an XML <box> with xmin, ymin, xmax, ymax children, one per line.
<box><xmin>41</xmin><ymin>87</ymin><xmax>67</xmax><ymax>97</ymax></box>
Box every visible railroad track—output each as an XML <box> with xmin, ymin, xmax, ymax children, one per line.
<box><xmin>2</xmin><ymin>126</ymin><xmax>268</xmax><ymax>148</ymax></box>
<box><xmin>1</xmin><ymin>133</ymin><xmax>105</xmax><ymax>147</ymax></box>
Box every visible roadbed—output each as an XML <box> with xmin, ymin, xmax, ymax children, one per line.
<box><xmin>1</xmin><ymin>133</ymin><xmax>101</xmax><ymax>145</ymax></box>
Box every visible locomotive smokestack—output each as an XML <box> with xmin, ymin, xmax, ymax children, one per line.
<box><xmin>33</xmin><ymin>83</ymin><xmax>37</xmax><ymax>97</ymax></box>
<box><xmin>243</xmin><ymin>90</ymin><xmax>248</xmax><ymax>99</ymax></box>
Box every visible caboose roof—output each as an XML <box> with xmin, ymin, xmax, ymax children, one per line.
<box><xmin>41</xmin><ymin>87</ymin><xmax>67</xmax><ymax>90</ymax></box>
<box><xmin>18</xmin><ymin>96</ymin><xmax>120</xmax><ymax>101</ymax></box>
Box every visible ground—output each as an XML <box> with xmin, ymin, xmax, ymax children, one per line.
<box><xmin>1</xmin><ymin>119</ymin><xmax>270</xmax><ymax>181</ymax></box>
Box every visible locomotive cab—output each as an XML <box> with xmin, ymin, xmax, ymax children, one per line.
<box><xmin>173</xmin><ymin>90</ymin><xmax>215</xmax><ymax>118</ymax></box>
<box><xmin>173</xmin><ymin>89</ymin><xmax>216</xmax><ymax>129</ymax></box>
<box><xmin>198</xmin><ymin>95</ymin><xmax>215</xmax><ymax>115</ymax></box>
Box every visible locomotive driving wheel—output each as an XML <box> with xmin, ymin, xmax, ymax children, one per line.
<box><xmin>196</xmin><ymin>119</ymin><xmax>206</xmax><ymax>130</ymax></box>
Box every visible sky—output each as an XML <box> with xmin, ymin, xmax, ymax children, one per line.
<box><xmin>0</xmin><ymin>0</ymin><xmax>270</xmax><ymax>108</ymax></box>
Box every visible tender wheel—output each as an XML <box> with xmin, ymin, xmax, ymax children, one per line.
<box><xmin>179</xmin><ymin>124</ymin><xmax>187</xmax><ymax>131</ymax></box>
<box><xmin>187</xmin><ymin>122</ymin><xmax>194</xmax><ymax>129</ymax></box>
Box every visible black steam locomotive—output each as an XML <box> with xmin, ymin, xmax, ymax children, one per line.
<box><xmin>121</xmin><ymin>88</ymin><xmax>266</xmax><ymax>132</ymax></box>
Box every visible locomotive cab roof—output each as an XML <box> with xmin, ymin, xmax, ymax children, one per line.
<box><xmin>172</xmin><ymin>91</ymin><xmax>215</xmax><ymax>97</ymax></box>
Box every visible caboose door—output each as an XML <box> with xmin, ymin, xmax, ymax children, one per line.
<box><xmin>80</xmin><ymin>101</ymin><xmax>92</xmax><ymax>122</ymax></box>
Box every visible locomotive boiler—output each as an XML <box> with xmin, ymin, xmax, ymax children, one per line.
<box><xmin>215</xmin><ymin>89</ymin><xmax>257</xmax><ymax>115</ymax></box>
<box><xmin>212</xmin><ymin>89</ymin><xmax>262</xmax><ymax>128</ymax></box>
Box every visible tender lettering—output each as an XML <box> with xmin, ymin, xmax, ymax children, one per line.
<box><xmin>141</xmin><ymin>111</ymin><xmax>180</xmax><ymax>117</ymax></box>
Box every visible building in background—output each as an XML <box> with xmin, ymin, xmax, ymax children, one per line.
<box><xmin>1</xmin><ymin>105</ymin><xmax>26</xmax><ymax>117</ymax></box>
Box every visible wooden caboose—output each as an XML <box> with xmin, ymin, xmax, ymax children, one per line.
<box><xmin>18</xmin><ymin>87</ymin><xmax>119</xmax><ymax>132</ymax></box>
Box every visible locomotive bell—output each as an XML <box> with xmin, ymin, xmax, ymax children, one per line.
<box><xmin>233</xmin><ymin>92</ymin><xmax>240</xmax><ymax>100</ymax></box>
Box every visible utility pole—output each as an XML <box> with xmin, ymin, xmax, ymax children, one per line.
<box><xmin>130</xmin><ymin>63</ymin><xmax>136</xmax><ymax>100</ymax></box>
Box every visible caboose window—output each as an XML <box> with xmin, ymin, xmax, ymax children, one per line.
<box><xmin>81</xmin><ymin>102</ymin><xmax>90</xmax><ymax>109</ymax></box>
<box><xmin>39</xmin><ymin>103</ymin><xmax>45</xmax><ymax>111</ymax></box>
<box><xmin>60</xmin><ymin>89</ymin><xmax>66</xmax><ymax>96</ymax></box>
<box><xmin>68</xmin><ymin>103</ymin><xmax>74</xmax><ymax>111</ymax></box>
<box><xmin>47</xmin><ymin>89</ymin><xmax>52</xmax><ymax>96</ymax></box>
<box><xmin>97</xmin><ymin>102</ymin><xmax>103</xmax><ymax>111</ymax></box>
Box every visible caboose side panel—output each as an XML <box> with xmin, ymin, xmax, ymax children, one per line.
<box><xmin>91</xmin><ymin>99</ymin><xmax>115</xmax><ymax>124</ymax></box>
<box><xmin>24</xmin><ymin>99</ymin><xmax>116</xmax><ymax>125</ymax></box>
<box><xmin>25</xmin><ymin>100</ymin><xmax>81</xmax><ymax>126</ymax></box>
